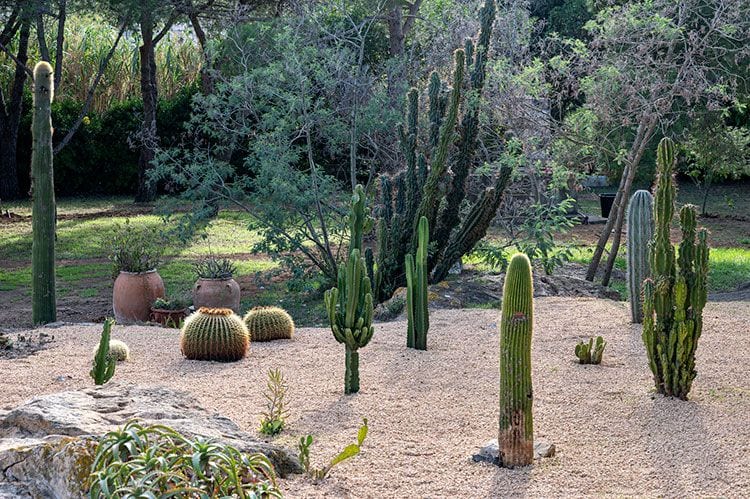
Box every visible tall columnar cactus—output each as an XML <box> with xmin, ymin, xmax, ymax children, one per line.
<box><xmin>498</xmin><ymin>253</ymin><xmax>534</xmax><ymax>468</ymax></box>
<box><xmin>374</xmin><ymin>0</ymin><xmax>511</xmax><ymax>302</ymax></box>
<box><xmin>626</xmin><ymin>190</ymin><xmax>654</xmax><ymax>323</ymax></box>
<box><xmin>90</xmin><ymin>319</ymin><xmax>117</xmax><ymax>385</ymax></box>
<box><xmin>180</xmin><ymin>307</ymin><xmax>249</xmax><ymax>362</ymax></box>
<box><xmin>642</xmin><ymin>138</ymin><xmax>709</xmax><ymax>400</ymax></box>
<box><xmin>405</xmin><ymin>216</ymin><xmax>429</xmax><ymax>350</ymax></box>
<box><xmin>244</xmin><ymin>306</ymin><xmax>295</xmax><ymax>342</ymax></box>
<box><xmin>31</xmin><ymin>61</ymin><xmax>56</xmax><ymax>325</ymax></box>
<box><xmin>324</xmin><ymin>187</ymin><xmax>375</xmax><ymax>394</ymax></box>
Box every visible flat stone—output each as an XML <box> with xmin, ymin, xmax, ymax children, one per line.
<box><xmin>472</xmin><ymin>438</ymin><xmax>555</xmax><ymax>465</ymax></box>
<box><xmin>0</xmin><ymin>383</ymin><xmax>302</xmax><ymax>497</ymax></box>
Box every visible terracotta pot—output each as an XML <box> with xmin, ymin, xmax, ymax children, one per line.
<box><xmin>150</xmin><ymin>307</ymin><xmax>189</xmax><ymax>327</ymax></box>
<box><xmin>193</xmin><ymin>278</ymin><xmax>241</xmax><ymax>312</ymax></box>
<box><xmin>113</xmin><ymin>270</ymin><xmax>165</xmax><ymax>324</ymax></box>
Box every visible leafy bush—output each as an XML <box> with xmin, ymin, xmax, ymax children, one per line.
<box><xmin>89</xmin><ymin>420</ymin><xmax>281</xmax><ymax>497</ymax></box>
<box><xmin>152</xmin><ymin>296</ymin><xmax>190</xmax><ymax>310</ymax></box>
<box><xmin>108</xmin><ymin>219</ymin><xmax>165</xmax><ymax>275</ymax></box>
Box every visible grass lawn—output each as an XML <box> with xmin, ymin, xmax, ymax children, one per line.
<box><xmin>1</xmin><ymin>188</ymin><xmax>748</xmax><ymax>327</ymax></box>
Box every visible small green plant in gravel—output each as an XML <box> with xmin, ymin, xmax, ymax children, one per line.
<box><xmin>89</xmin><ymin>420</ymin><xmax>281</xmax><ymax>497</ymax></box>
<box><xmin>297</xmin><ymin>418</ymin><xmax>369</xmax><ymax>480</ymax></box>
<box><xmin>575</xmin><ymin>336</ymin><xmax>606</xmax><ymax>365</ymax></box>
<box><xmin>260</xmin><ymin>368</ymin><xmax>289</xmax><ymax>437</ymax></box>
<box><xmin>90</xmin><ymin>319</ymin><xmax>116</xmax><ymax>385</ymax></box>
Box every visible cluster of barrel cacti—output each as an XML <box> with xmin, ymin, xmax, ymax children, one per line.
<box><xmin>498</xmin><ymin>253</ymin><xmax>534</xmax><ymax>468</ymax></box>
<box><xmin>373</xmin><ymin>0</ymin><xmax>511</xmax><ymax>302</ymax></box>
<box><xmin>91</xmin><ymin>319</ymin><xmax>117</xmax><ymax>385</ymax></box>
<box><xmin>626</xmin><ymin>190</ymin><xmax>654</xmax><ymax>323</ymax></box>
<box><xmin>31</xmin><ymin>61</ymin><xmax>57</xmax><ymax>325</ymax></box>
<box><xmin>642</xmin><ymin>138</ymin><xmax>709</xmax><ymax>400</ymax></box>
<box><xmin>575</xmin><ymin>336</ymin><xmax>606</xmax><ymax>365</ymax></box>
<box><xmin>180</xmin><ymin>307</ymin><xmax>249</xmax><ymax>362</ymax></box>
<box><xmin>324</xmin><ymin>185</ymin><xmax>375</xmax><ymax>395</ymax></box>
<box><xmin>244</xmin><ymin>306</ymin><xmax>295</xmax><ymax>342</ymax></box>
<box><xmin>406</xmin><ymin>216</ymin><xmax>429</xmax><ymax>350</ymax></box>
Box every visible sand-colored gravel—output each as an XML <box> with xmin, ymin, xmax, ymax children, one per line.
<box><xmin>1</xmin><ymin>297</ymin><xmax>749</xmax><ymax>498</ymax></box>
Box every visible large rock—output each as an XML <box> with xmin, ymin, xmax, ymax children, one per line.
<box><xmin>0</xmin><ymin>383</ymin><xmax>301</xmax><ymax>497</ymax></box>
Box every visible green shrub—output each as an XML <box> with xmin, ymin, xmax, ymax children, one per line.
<box><xmin>108</xmin><ymin>219</ymin><xmax>165</xmax><ymax>275</ymax></box>
<box><xmin>89</xmin><ymin>420</ymin><xmax>281</xmax><ymax>497</ymax></box>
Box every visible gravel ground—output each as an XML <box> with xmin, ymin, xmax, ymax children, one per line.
<box><xmin>1</xmin><ymin>297</ymin><xmax>749</xmax><ymax>498</ymax></box>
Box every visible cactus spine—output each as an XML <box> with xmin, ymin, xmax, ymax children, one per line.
<box><xmin>626</xmin><ymin>190</ymin><xmax>654</xmax><ymax>323</ymax></box>
<box><xmin>91</xmin><ymin>319</ymin><xmax>116</xmax><ymax>385</ymax></box>
<box><xmin>324</xmin><ymin>185</ymin><xmax>374</xmax><ymax>395</ymax></box>
<box><xmin>498</xmin><ymin>253</ymin><xmax>534</xmax><ymax>468</ymax></box>
<box><xmin>180</xmin><ymin>307</ymin><xmax>249</xmax><ymax>362</ymax></box>
<box><xmin>31</xmin><ymin>61</ymin><xmax>56</xmax><ymax>324</ymax></box>
<box><xmin>642</xmin><ymin>138</ymin><xmax>709</xmax><ymax>400</ymax></box>
<box><xmin>406</xmin><ymin>216</ymin><xmax>429</xmax><ymax>350</ymax></box>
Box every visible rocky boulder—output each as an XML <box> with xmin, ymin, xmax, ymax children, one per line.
<box><xmin>0</xmin><ymin>383</ymin><xmax>301</xmax><ymax>497</ymax></box>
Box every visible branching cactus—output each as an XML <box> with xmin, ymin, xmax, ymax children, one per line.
<box><xmin>498</xmin><ymin>253</ymin><xmax>534</xmax><ymax>468</ymax></box>
<box><xmin>31</xmin><ymin>61</ymin><xmax>57</xmax><ymax>324</ymax></box>
<box><xmin>406</xmin><ymin>216</ymin><xmax>429</xmax><ymax>350</ymax></box>
<box><xmin>626</xmin><ymin>190</ymin><xmax>654</xmax><ymax>323</ymax></box>
<box><xmin>575</xmin><ymin>336</ymin><xmax>606</xmax><ymax>365</ymax></box>
<box><xmin>642</xmin><ymin>138</ymin><xmax>709</xmax><ymax>400</ymax></box>
<box><xmin>90</xmin><ymin>319</ymin><xmax>116</xmax><ymax>385</ymax></box>
<box><xmin>324</xmin><ymin>186</ymin><xmax>375</xmax><ymax>395</ymax></box>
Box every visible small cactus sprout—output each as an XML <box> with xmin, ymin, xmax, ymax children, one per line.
<box><xmin>642</xmin><ymin>138</ymin><xmax>709</xmax><ymax>400</ymax></box>
<box><xmin>626</xmin><ymin>190</ymin><xmax>654</xmax><ymax>323</ymax></box>
<box><xmin>244</xmin><ymin>307</ymin><xmax>295</xmax><ymax>342</ymax></box>
<box><xmin>180</xmin><ymin>307</ymin><xmax>249</xmax><ymax>362</ymax></box>
<box><xmin>91</xmin><ymin>319</ymin><xmax>117</xmax><ymax>385</ymax></box>
<box><xmin>498</xmin><ymin>253</ymin><xmax>534</xmax><ymax>468</ymax></box>
<box><xmin>574</xmin><ymin>336</ymin><xmax>606</xmax><ymax>365</ymax></box>
<box><xmin>92</xmin><ymin>339</ymin><xmax>130</xmax><ymax>362</ymax></box>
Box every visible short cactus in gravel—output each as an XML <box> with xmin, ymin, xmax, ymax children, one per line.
<box><xmin>244</xmin><ymin>307</ymin><xmax>295</xmax><ymax>342</ymax></box>
<box><xmin>642</xmin><ymin>137</ymin><xmax>709</xmax><ymax>400</ymax></box>
<box><xmin>575</xmin><ymin>336</ymin><xmax>606</xmax><ymax>365</ymax></box>
<box><xmin>405</xmin><ymin>216</ymin><xmax>429</xmax><ymax>350</ymax></box>
<box><xmin>626</xmin><ymin>190</ymin><xmax>654</xmax><ymax>323</ymax></box>
<box><xmin>498</xmin><ymin>253</ymin><xmax>534</xmax><ymax>468</ymax></box>
<box><xmin>93</xmin><ymin>339</ymin><xmax>130</xmax><ymax>362</ymax></box>
<box><xmin>180</xmin><ymin>307</ymin><xmax>249</xmax><ymax>362</ymax></box>
<box><xmin>91</xmin><ymin>319</ymin><xmax>116</xmax><ymax>385</ymax></box>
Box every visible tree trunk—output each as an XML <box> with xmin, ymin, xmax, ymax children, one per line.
<box><xmin>135</xmin><ymin>11</ymin><xmax>158</xmax><ymax>203</ymax></box>
<box><xmin>0</xmin><ymin>18</ymin><xmax>30</xmax><ymax>200</ymax></box>
<box><xmin>585</xmin><ymin>117</ymin><xmax>655</xmax><ymax>282</ymax></box>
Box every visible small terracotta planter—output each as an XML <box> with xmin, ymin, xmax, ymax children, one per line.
<box><xmin>113</xmin><ymin>270</ymin><xmax>165</xmax><ymax>324</ymax></box>
<box><xmin>150</xmin><ymin>307</ymin><xmax>189</xmax><ymax>327</ymax></box>
<box><xmin>193</xmin><ymin>277</ymin><xmax>241</xmax><ymax>312</ymax></box>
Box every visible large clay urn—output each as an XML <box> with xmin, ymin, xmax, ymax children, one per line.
<box><xmin>113</xmin><ymin>270</ymin><xmax>165</xmax><ymax>324</ymax></box>
<box><xmin>193</xmin><ymin>277</ymin><xmax>241</xmax><ymax>312</ymax></box>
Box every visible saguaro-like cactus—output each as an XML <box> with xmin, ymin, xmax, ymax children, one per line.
<box><xmin>31</xmin><ymin>61</ymin><xmax>56</xmax><ymax>324</ymax></box>
<box><xmin>406</xmin><ymin>216</ymin><xmax>429</xmax><ymax>350</ymax></box>
<box><xmin>642</xmin><ymin>138</ymin><xmax>709</xmax><ymax>400</ymax></box>
<box><xmin>91</xmin><ymin>319</ymin><xmax>116</xmax><ymax>385</ymax></box>
<box><xmin>498</xmin><ymin>253</ymin><xmax>534</xmax><ymax>467</ymax></box>
<box><xmin>626</xmin><ymin>190</ymin><xmax>654</xmax><ymax>323</ymax></box>
<box><xmin>324</xmin><ymin>186</ymin><xmax>375</xmax><ymax>394</ymax></box>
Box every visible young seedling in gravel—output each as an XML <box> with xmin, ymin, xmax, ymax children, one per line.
<box><xmin>260</xmin><ymin>368</ymin><xmax>289</xmax><ymax>436</ymax></box>
<box><xmin>297</xmin><ymin>418</ymin><xmax>369</xmax><ymax>479</ymax></box>
<box><xmin>575</xmin><ymin>336</ymin><xmax>606</xmax><ymax>365</ymax></box>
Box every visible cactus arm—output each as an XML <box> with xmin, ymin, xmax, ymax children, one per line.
<box><xmin>90</xmin><ymin>319</ymin><xmax>116</xmax><ymax>385</ymax></box>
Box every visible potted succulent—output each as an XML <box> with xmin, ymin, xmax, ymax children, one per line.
<box><xmin>192</xmin><ymin>256</ymin><xmax>241</xmax><ymax>312</ymax></box>
<box><xmin>109</xmin><ymin>220</ymin><xmax>166</xmax><ymax>324</ymax></box>
<box><xmin>150</xmin><ymin>296</ymin><xmax>190</xmax><ymax>327</ymax></box>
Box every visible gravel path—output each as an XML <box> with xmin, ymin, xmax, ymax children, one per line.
<box><xmin>1</xmin><ymin>297</ymin><xmax>749</xmax><ymax>498</ymax></box>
